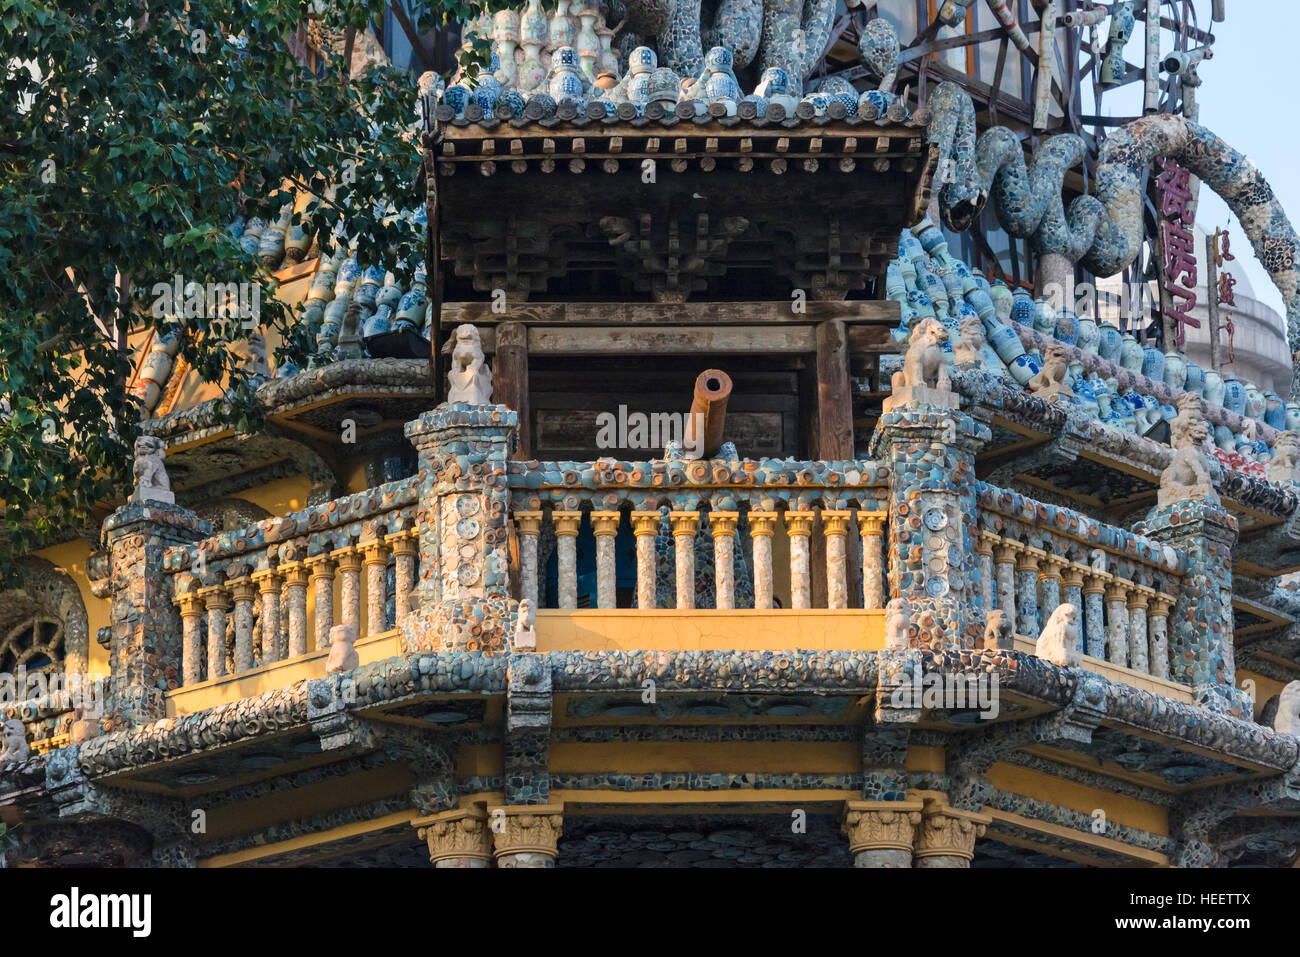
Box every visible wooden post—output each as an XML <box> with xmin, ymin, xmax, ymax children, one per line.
<box><xmin>813</xmin><ymin>319</ymin><xmax>854</xmax><ymax>608</ymax></box>
<box><xmin>494</xmin><ymin>321</ymin><xmax>531</xmax><ymax>458</ymax></box>
<box><xmin>1205</xmin><ymin>230</ymin><xmax>1222</xmax><ymax>373</ymax></box>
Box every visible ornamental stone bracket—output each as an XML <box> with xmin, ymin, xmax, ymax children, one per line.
<box><xmin>305</xmin><ymin>673</ymin><xmax>375</xmax><ymax>752</ymax></box>
<box><xmin>914</xmin><ymin>798</ymin><xmax>990</xmax><ymax>868</ymax></box>
<box><xmin>414</xmin><ymin>806</ymin><xmax>494</xmax><ymax>868</ymax></box>
<box><xmin>841</xmin><ymin>800</ymin><xmax>924</xmax><ymax>868</ymax></box>
<box><xmin>506</xmin><ymin>651</ymin><xmax>553</xmax><ymax>805</ymax></box>
<box><xmin>488</xmin><ymin>804</ymin><xmax>564</xmax><ymax>868</ymax></box>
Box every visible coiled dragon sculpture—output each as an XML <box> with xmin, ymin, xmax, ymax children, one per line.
<box><xmin>926</xmin><ymin>81</ymin><xmax>1300</xmax><ymax>393</ymax></box>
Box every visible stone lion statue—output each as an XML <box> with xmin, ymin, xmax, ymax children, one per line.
<box><xmin>0</xmin><ymin>718</ymin><xmax>29</xmax><ymax>765</ymax></box>
<box><xmin>1027</xmin><ymin>342</ymin><xmax>1071</xmax><ymax>397</ymax></box>
<box><xmin>1274</xmin><ymin>681</ymin><xmax>1300</xmax><ymax>736</ymax></box>
<box><xmin>1160</xmin><ymin>392</ymin><xmax>1216</xmax><ymax>505</ymax></box>
<box><xmin>983</xmin><ymin>608</ymin><xmax>1013</xmax><ymax>650</ymax></box>
<box><xmin>953</xmin><ymin>318</ymin><xmax>984</xmax><ymax>370</ymax></box>
<box><xmin>893</xmin><ymin>318</ymin><xmax>950</xmax><ymax>393</ymax></box>
<box><xmin>884</xmin><ymin>598</ymin><xmax>911</xmax><ymax>650</ymax></box>
<box><xmin>325</xmin><ymin>623</ymin><xmax>359</xmax><ymax>674</ymax></box>
<box><xmin>1268</xmin><ymin>431</ymin><xmax>1300</xmax><ymax>485</ymax></box>
<box><xmin>1035</xmin><ymin>603</ymin><xmax>1081</xmax><ymax>667</ymax></box>
<box><xmin>514</xmin><ymin>598</ymin><xmax>537</xmax><ymax>651</ymax></box>
<box><xmin>445</xmin><ymin>323</ymin><xmax>493</xmax><ymax>405</ymax></box>
<box><xmin>132</xmin><ymin>435</ymin><xmax>172</xmax><ymax>503</ymax></box>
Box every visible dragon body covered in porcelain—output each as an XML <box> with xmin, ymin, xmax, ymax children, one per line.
<box><xmin>926</xmin><ymin>81</ymin><xmax>1300</xmax><ymax>393</ymax></box>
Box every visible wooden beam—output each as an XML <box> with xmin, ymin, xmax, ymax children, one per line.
<box><xmin>494</xmin><ymin>321</ymin><xmax>531</xmax><ymax>458</ymax></box>
<box><xmin>526</xmin><ymin>326</ymin><xmax>816</xmax><ymax>354</ymax></box>
<box><xmin>442</xmin><ymin>300</ymin><xmax>901</xmax><ymax>326</ymax></box>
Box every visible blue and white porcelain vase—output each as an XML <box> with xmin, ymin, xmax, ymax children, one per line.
<box><xmin>1010</xmin><ymin>287</ymin><xmax>1035</xmax><ymax>327</ymax></box>
<box><xmin>1097</xmin><ymin>322</ymin><xmax>1123</xmax><ymax>363</ymax></box>
<box><xmin>1213</xmin><ymin>423</ymin><xmax>1235</xmax><ymax>451</ymax></box>
<box><xmin>1204</xmin><ymin>369</ymin><xmax>1226</xmax><ymax>406</ymax></box>
<box><xmin>1183</xmin><ymin>360</ymin><xmax>1204</xmax><ymax>397</ymax></box>
<box><xmin>1075</xmin><ymin>315</ymin><xmax>1100</xmax><ymax>355</ymax></box>
<box><xmin>1287</xmin><ymin>401</ymin><xmax>1300</xmax><ymax>432</ymax></box>
<box><xmin>1221</xmin><ymin>374</ymin><xmax>1246</xmax><ymax>414</ymax></box>
<box><xmin>989</xmin><ymin>279</ymin><xmax>1013</xmax><ymax>322</ymax></box>
<box><xmin>1119</xmin><ymin>333</ymin><xmax>1144</xmax><ymax>374</ymax></box>
<box><xmin>1245</xmin><ymin>384</ymin><xmax>1266</xmax><ymax>421</ymax></box>
<box><xmin>1140</xmin><ymin>346</ymin><xmax>1164</xmax><ymax>383</ymax></box>
<box><xmin>1033</xmin><ymin>298</ymin><xmax>1056</xmax><ymax>337</ymax></box>
<box><xmin>1008</xmin><ymin>352</ymin><xmax>1041</xmax><ymax>386</ymax></box>
<box><xmin>1161</xmin><ymin>352</ymin><xmax>1186</xmax><ymax>391</ymax></box>
<box><xmin>1054</xmin><ymin>309</ymin><xmax>1077</xmax><ymax>347</ymax></box>
<box><xmin>1265</xmin><ymin>392</ymin><xmax>1286</xmax><ymax>430</ymax></box>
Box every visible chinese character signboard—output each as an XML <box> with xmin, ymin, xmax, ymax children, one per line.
<box><xmin>1156</xmin><ymin>158</ymin><xmax>1200</xmax><ymax>347</ymax></box>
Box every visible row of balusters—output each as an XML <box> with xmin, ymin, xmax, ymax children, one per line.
<box><xmin>975</xmin><ymin>531</ymin><xmax>1178</xmax><ymax>679</ymax></box>
<box><xmin>173</xmin><ymin>528</ymin><xmax>420</xmax><ymax>686</ymax></box>
<box><xmin>514</xmin><ymin>508</ymin><xmax>891</xmax><ymax>612</ymax></box>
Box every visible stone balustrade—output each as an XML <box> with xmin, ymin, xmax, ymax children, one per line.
<box><xmin>166</xmin><ymin>492</ymin><xmax>420</xmax><ymax>686</ymax></box>
<box><xmin>508</xmin><ymin>457</ymin><xmax>891</xmax><ymax>612</ymax></box>
<box><xmin>975</xmin><ymin>484</ymin><xmax>1184</xmax><ymax>679</ymax></box>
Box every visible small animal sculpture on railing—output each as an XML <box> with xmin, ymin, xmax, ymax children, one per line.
<box><xmin>514</xmin><ymin>598</ymin><xmax>537</xmax><ymax>650</ymax></box>
<box><xmin>0</xmin><ymin>719</ymin><xmax>30</xmax><ymax>766</ymax></box>
<box><xmin>445</xmin><ymin>324</ymin><xmax>494</xmax><ymax>405</ymax></box>
<box><xmin>1035</xmin><ymin>603</ymin><xmax>1081</xmax><ymax>667</ymax></box>
<box><xmin>953</xmin><ymin>318</ymin><xmax>985</xmax><ymax>371</ymax></box>
<box><xmin>896</xmin><ymin>318</ymin><xmax>951</xmax><ymax>392</ymax></box>
<box><xmin>1274</xmin><ymin>681</ymin><xmax>1300</xmax><ymax>736</ymax></box>
<box><xmin>1159</xmin><ymin>392</ymin><xmax>1217</xmax><ymax>507</ymax></box>
<box><xmin>326</xmin><ymin>623</ymin><xmax>360</xmax><ymax>674</ymax></box>
<box><xmin>982</xmin><ymin>608</ymin><xmax>1014</xmax><ymax>651</ymax></box>
<box><xmin>132</xmin><ymin>435</ymin><xmax>173</xmax><ymax>505</ymax></box>
<box><xmin>884</xmin><ymin>598</ymin><xmax>912</xmax><ymax>650</ymax></box>
<box><xmin>1267</xmin><ymin>431</ymin><xmax>1300</xmax><ymax>485</ymax></box>
<box><xmin>1027</xmin><ymin>342</ymin><xmax>1073</xmax><ymax>400</ymax></box>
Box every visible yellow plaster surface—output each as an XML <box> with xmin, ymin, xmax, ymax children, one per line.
<box><xmin>165</xmin><ymin>629</ymin><xmax>401</xmax><ymax>716</ymax></box>
<box><xmin>537</xmin><ymin>608</ymin><xmax>884</xmax><ymax>651</ymax></box>
<box><xmin>988</xmin><ymin>761</ymin><xmax>1169</xmax><ymax>835</ymax></box>
<box><xmin>33</xmin><ymin>538</ymin><xmax>110</xmax><ymax>676</ymax></box>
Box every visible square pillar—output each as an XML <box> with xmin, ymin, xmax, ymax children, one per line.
<box><xmin>103</xmin><ymin>502</ymin><xmax>210</xmax><ymax>730</ymax></box>
<box><xmin>403</xmin><ymin>404</ymin><xmax>518</xmax><ymax>653</ymax></box>
<box><xmin>868</xmin><ymin>402</ymin><xmax>991</xmax><ymax>649</ymax></box>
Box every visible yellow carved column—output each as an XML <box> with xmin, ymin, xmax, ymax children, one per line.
<box><xmin>197</xmin><ymin>583</ymin><xmax>231</xmax><ymax>681</ymax></box>
<box><xmin>361</xmin><ymin>538</ymin><xmax>389</xmax><ymax>638</ymax></box>
<box><xmin>857</xmin><ymin>511</ymin><xmax>887</xmax><ymax>610</ymax></box>
<box><xmin>590</xmin><ymin>510</ymin><xmax>622</xmax><ymax>610</ymax></box>
<box><xmin>414</xmin><ymin>806</ymin><xmax>493</xmax><ymax>868</ymax></box>
<box><xmin>709</xmin><ymin>511</ymin><xmax>740</xmax><ymax>610</ymax></box>
<box><xmin>748</xmin><ymin>510</ymin><xmax>778</xmax><ymax>610</ymax></box>
<box><xmin>821</xmin><ymin>510</ymin><xmax>853</xmax><ymax>609</ymax></box>
<box><xmin>841</xmin><ymin>800</ymin><xmax>924</xmax><ymax>867</ymax></box>
<box><xmin>514</xmin><ymin>511</ymin><xmax>544</xmax><ymax>608</ymax></box>
<box><xmin>973</xmin><ymin>532</ymin><xmax>996</xmax><ymax>614</ymax></box>
<box><xmin>552</xmin><ymin>510</ymin><xmax>583</xmax><ymax>610</ymax></box>
<box><xmin>785</xmin><ymin>509</ymin><xmax>817</xmax><ymax>609</ymax></box>
<box><xmin>631</xmin><ymin>511</ymin><xmax>661</xmax><ymax>610</ymax></box>
<box><xmin>669</xmin><ymin>511</ymin><xmax>700</xmax><ymax>609</ymax></box>
<box><xmin>913</xmin><ymin>798</ymin><xmax>990</xmax><ymax>868</ymax></box>
<box><xmin>489</xmin><ymin>804</ymin><xmax>564</xmax><ymax>868</ymax></box>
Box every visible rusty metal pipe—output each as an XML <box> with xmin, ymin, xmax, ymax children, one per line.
<box><xmin>684</xmin><ymin>369</ymin><xmax>732</xmax><ymax>459</ymax></box>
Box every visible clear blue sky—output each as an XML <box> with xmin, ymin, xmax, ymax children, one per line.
<box><xmin>1097</xmin><ymin>2</ymin><xmax>1293</xmax><ymax>315</ymax></box>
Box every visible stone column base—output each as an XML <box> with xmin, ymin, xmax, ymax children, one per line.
<box><xmin>489</xmin><ymin>804</ymin><xmax>564</xmax><ymax>868</ymax></box>
<box><xmin>842</xmin><ymin>800</ymin><xmax>925</xmax><ymax>868</ymax></box>
<box><xmin>414</xmin><ymin>806</ymin><xmax>493</xmax><ymax>867</ymax></box>
<box><xmin>913</xmin><ymin>798</ymin><xmax>990</xmax><ymax>868</ymax></box>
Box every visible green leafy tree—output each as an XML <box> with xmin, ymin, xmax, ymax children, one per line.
<box><xmin>0</xmin><ymin>0</ymin><xmax>503</xmax><ymax>575</ymax></box>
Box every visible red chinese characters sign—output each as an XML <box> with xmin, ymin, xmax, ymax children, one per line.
<box><xmin>1156</xmin><ymin>158</ymin><xmax>1199</xmax><ymax>347</ymax></box>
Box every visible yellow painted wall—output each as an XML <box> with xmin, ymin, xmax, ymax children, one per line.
<box><xmin>989</xmin><ymin>761</ymin><xmax>1168</xmax><ymax>835</ymax></box>
<box><xmin>1238</xmin><ymin>669</ymin><xmax>1286</xmax><ymax>722</ymax></box>
<box><xmin>537</xmin><ymin>608</ymin><xmax>884</xmax><ymax>652</ymax></box>
<box><xmin>33</xmin><ymin>539</ymin><xmax>110</xmax><ymax>676</ymax></box>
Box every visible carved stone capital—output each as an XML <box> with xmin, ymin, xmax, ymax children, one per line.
<box><xmin>630</xmin><ymin>510</ymin><xmax>662</xmax><ymax>537</ymax></box>
<box><xmin>590</xmin><ymin>510</ymin><xmax>622</xmax><ymax>537</ymax></box>
<box><xmin>748</xmin><ymin>510</ymin><xmax>779</xmax><ymax>537</ymax></box>
<box><xmin>821</xmin><ymin>509</ymin><xmax>853</xmax><ymax>537</ymax></box>
<box><xmin>784</xmin><ymin>509</ymin><xmax>816</xmax><ymax>538</ymax></box>
<box><xmin>489</xmin><ymin>804</ymin><xmax>564</xmax><ymax>864</ymax></box>
<box><xmin>514</xmin><ymin>510</ymin><xmax>545</xmax><ymax>537</ymax></box>
<box><xmin>709</xmin><ymin>510</ymin><xmax>740</xmax><ymax>538</ymax></box>
<box><xmin>668</xmin><ymin>510</ymin><xmax>700</xmax><ymax>538</ymax></box>
<box><xmin>552</xmin><ymin>510</ymin><xmax>583</xmax><ymax>537</ymax></box>
<box><xmin>914</xmin><ymin>799</ymin><xmax>990</xmax><ymax>863</ymax></box>
<box><xmin>857</xmin><ymin>510</ymin><xmax>887</xmax><ymax>538</ymax></box>
<box><xmin>414</xmin><ymin>806</ymin><xmax>493</xmax><ymax>866</ymax></box>
<box><xmin>841</xmin><ymin>800</ymin><xmax>924</xmax><ymax>855</ymax></box>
